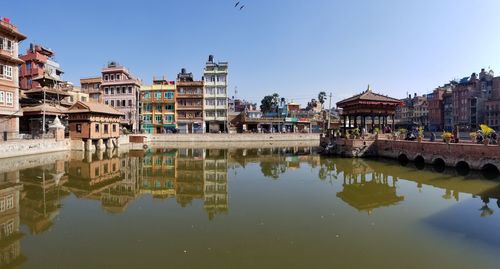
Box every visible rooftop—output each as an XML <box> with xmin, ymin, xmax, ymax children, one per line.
<box><xmin>337</xmin><ymin>85</ymin><xmax>402</xmax><ymax>107</ymax></box>
<box><xmin>67</xmin><ymin>101</ymin><xmax>124</xmax><ymax>116</ymax></box>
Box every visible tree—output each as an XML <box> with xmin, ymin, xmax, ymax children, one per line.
<box><xmin>260</xmin><ymin>93</ymin><xmax>280</xmax><ymax>113</ymax></box>
<box><xmin>318</xmin><ymin>91</ymin><xmax>327</xmax><ymax>109</ymax></box>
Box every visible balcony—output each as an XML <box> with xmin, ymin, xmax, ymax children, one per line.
<box><xmin>177</xmin><ymin>105</ymin><xmax>202</xmax><ymax>110</ymax></box>
<box><xmin>177</xmin><ymin>93</ymin><xmax>202</xmax><ymax>98</ymax></box>
<box><xmin>0</xmin><ymin>49</ymin><xmax>23</xmax><ymax>64</ymax></box>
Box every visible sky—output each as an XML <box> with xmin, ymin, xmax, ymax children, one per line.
<box><xmin>4</xmin><ymin>0</ymin><xmax>500</xmax><ymax>106</ymax></box>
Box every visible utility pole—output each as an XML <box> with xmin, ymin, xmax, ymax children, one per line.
<box><xmin>327</xmin><ymin>92</ymin><xmax>332</xmax><ymax>130</ymax></box>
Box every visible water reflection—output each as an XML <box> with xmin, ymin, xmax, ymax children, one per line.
<box><xmin>3</xmin><ymin>146</ymin><xmax>500</xmax><ymax>267</ymax></box>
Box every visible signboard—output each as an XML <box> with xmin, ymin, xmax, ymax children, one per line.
<box><xmin>285</xmin><ymin>117</ymin><xmax>298</xmax><ymax>123</ymax></box>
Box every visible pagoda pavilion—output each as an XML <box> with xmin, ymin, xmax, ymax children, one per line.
<box><xmin>336</xmin><ymin>85</ymin><xmax>402</xmax><ymax>133</ymax></box>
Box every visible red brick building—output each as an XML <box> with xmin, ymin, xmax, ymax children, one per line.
<box><xmin>19</xmin><ymin>43</ymin><xmax>63</xmax><ymax>90</ymax></box>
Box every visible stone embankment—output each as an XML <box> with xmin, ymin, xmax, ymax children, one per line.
<box><xmin>0</xmin><ymin>133</ymin><xmax>320</xmax><ymax>159</ymax></box>
<box><xmin>321</xmin><ymin>137</ymin><xmax>500</xmax><ymax>175</ymax></box>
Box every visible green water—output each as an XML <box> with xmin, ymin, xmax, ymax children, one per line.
<box><xmin>1</xmin><ymin>146</ymin><xmax>500</xmax><ymax>268</ymax></box>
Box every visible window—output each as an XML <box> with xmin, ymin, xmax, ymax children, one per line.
<box><xmin>104</xmin><ymin>124</ymin><xmax>109</xmax><ymax>134</ymax></box>
<box><xmin>128</xmin><ymin>87</ymin><xmax>132</xmax><ymax>93</ymax></box>
<box><xmin>105</xmin><ymin>100</ymin><xmax>109</xmax><ymax>105</ymax></box>
<box><xmin>144</xmin><ymin>92</ymin><xmax>151</xmax><ymax>99</ymax></box>
<box><xmin>128</xmin><ymin>99</ymin><xmax>132</xmax><ymax>107</ymax></box>
<box><xmin>112</xmin><ymin>124</ymin><xmax>117</xmax><ymax>132</ymax></box>
<box><xmin>110</xmin><ymin>87</ymin><xmax>114</xmax><ymax>94</ymax></box>
<box><xmin>165</xmin><ymin>115</ymin><xmax>174</xmax><ymax>122</ymax></box>
<box><xmin>110</xmin><ymin>74</ymin><xmax>114</xmax><ymax>80</ymax></box>
<box><xmin>0</xmin><ymin>91</ymin><xmax>4</xmax><ymax>105</ymax></box>
<box><xmin>76</xmin><ymin>124</ymin><xmax>82</xmax><ymax>133</ymax></box>
<box><xmin>116</xmin><ymin>100</ymin><xmax>120</xmax><ymax>107</ymax></box>
<box><xmin>0</xmin><ymin>38</ymin><xmax>13</xmax><ymax>52</ymax></box>
<box><xmin>165</xmin><ymin>104</ymin><xmax>174</xmax><ymax>110</ymax></box>
<box><xmin>116</xmin><ymin>74</ymin><xmax>121</xmax><ymax>80</ymax></box>
<box><xmin>122</xmin><ymin>100</ymin><xmax>126</xmax><ymax>107</ymax></box>
<box><xmin>155</xmin><ymin>91</ymin><xmax>162</xmax><ymax>99</ymax></box>
<box><xmin>104</xmin><ymin>75</ymin><xmax>108</xmax><ymax>81</ymax></box>
<box><xmin>105</xmin><ymin>87</ymin><xmax>109</xmax><ymax>94</ymax></box>
<box><xmin>111</xmin><ymin>100</ymin><xmax>115</xmax><ymax>106</ymax></box>
<box><xmin>217</xmin><ymin>99</ymin><xmax>226</xmax><ymax>106</ymax></box>
<box><xmin>122</xmin><ymin>87</ymin><xmax>126</xmax><ymax>94</ymax></box>
<box><xmin>6</xmin><ymin>92</ymin><xmax>13</xmax><ymax>106</ymax></box>
<box><xmin>217</xmin><ymin>87</ymin><xmax>226</xmax><ymax>95</ymax></box>
<box><xmin>0</xmin><ymin>64</ymin><xmax>13</xmax><ymax>80</ymax></box>
<box><xmin>95</xmin><ymin>123</ymin><xmax>100</xmax><ymax>133</ymax></box>
<box><xmin>155</xmin><ymin>115</ymin><xmax>162</xmax><ymax>122</ymax></box>
<box><xmin>206</xmin><ymin>99</ymin><xmax>215</xmax><ymax>106</ymax></box>
<box><xmin>156</xmin><ymin>104</ymin><xmax>162</xmax><ymax>111</ymax></box>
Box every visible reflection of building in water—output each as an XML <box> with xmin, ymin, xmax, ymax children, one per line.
<box><xmin>66</xmin><ymin>151</ymin><xmax>141</xmax><ymax>213</ymax></box>
<box><xmin>335</xmin><ymin>160</ymin><xmax>404</xmax><ymax>213</ymax></box>
<box><xmin>141</xmin><ymin>149</ymin><xmax>177</xmax><ymax>199</ymax></box>
<box><xmin>0</xmin><ymin>170</ymin><xmax>26</xmax><ymax>267</ymax></box>
<box><xmin>100</xmin><ymin>152</ymin><xmax>141</xmax><ymax>213</ymax></box>
<box><xmin>20</xmin><ymin>161</ymin><xmax>69</xmax><ymax>234</ymax></box>
<box><xmin>204</xmin><ymin>149</ymin><xmax>228</xmax><ymax>220</ymax></box>
<box><xmin>176</xmin><ymin>149</ymin><xmax>206</xmax><ymax>207</ymax></box>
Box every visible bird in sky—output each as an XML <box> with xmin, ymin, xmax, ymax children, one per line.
<box><xmin>240</xmin><ymin>5</ymin><xmax>245</xmax><ymax>10</ymax></box>
<box><xmin>234</xmin><ymin>1</ymin><xmax>240</xmax><ymax>7</ymax></box>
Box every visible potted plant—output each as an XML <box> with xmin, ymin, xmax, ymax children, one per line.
<box><xmin>398</xmin><ymin>128</ymin><xmax>407</xmax><ymax>140</ymax></box>
<box><xmin>417</xmin><ymin>127</ymin><xmax>424</xmax><ymax>143</ymax></box>
<box><xmin>352</xmin><ymin>128</ymin><xmax>360</xmax><ymax>139</ymax></box>
<box><xmin>480</xmin><ymin>124</ymin><xmax>494</xmax><ymax>146</ymax></box>
<box><xmin>469</xmin><ymin>132</ymin><xmax>477</xmax><ymax>143</ymax></box>
<box><xmin>392</xmin><ymin>131</ymin><xmax>399</xmax><ymax>141</ymax></box>
<box><xmin>442</xmin><ymin>132</ymin><xmax>453</xmax><ymax>144</ymax></box>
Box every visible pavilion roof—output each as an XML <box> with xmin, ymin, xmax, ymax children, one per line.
<box><xmin>337</xmin><ymin>85</ymin><xmax>402</xmax><ymax>107</ymax></box>
<box><xmin>66</xmin><ymin>101</ymin><xmax>124</xmax><ymax>116</ymax></box>
<box><xmin>22</xmin><ymin>104</ymin><xmax>68</xmax><ymax>115</ymax></box>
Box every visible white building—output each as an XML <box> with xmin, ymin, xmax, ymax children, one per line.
<box><xmin>203</xmin><ymin>55</ymin><xmax>228</xmax><ymax>133</ymax></box>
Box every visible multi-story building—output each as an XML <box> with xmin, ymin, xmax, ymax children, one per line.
<box><xmin>140</xmin><ymin>77</ymin><xmax>176</xmax><ymax>134</ymax></box>
<box><xmin>452</xmin><ymin>73</ymin><xmax>485</xmax><ymax>131</ymax></box>
<box><xmin>80</xmin><ymin>77</ymin><xmax>102</xmax><ymax>103</ymax></box>
<box><xmin>443</xmin><ymin>90</ymin><xmax>453</xmax><ymax>131</ymax></box>
<box><xmin>19</xmin><ymin>43</ymin><xmax>63</xmax><ymax>90</ymax></box>
<box><xmin>176</xmin><ymin>68</ymin><xmax>204</xmax><ymax>133</ymax></box>
<box><xmin>100</xmin><ymin>62</ymin><xmax>141</xmax><ymax>132</ymax></box>
<box><xmin>485</xmin><ymin>77</ymin><xmax>500</xmax><ymax>130</ymax></box>
<box><xmin>0</xmin><ymin>17</ymin><xmax>26</xmax><ymax>139</ymax></box>
<box><xmin>395</xmin><ymin>93</ymin><xmax>428</xmax><ymax>127</ymax></box>
<box><xmin>428</xmin><ymin>84</ymin><xmax>453</xmax><ymax>132</ymax></box>
<box><xmin>203</xmin><ymin>55</ymin><xmax>228</xmax><ymax>133</ymax></box>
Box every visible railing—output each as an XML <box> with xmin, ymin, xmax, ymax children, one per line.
<box><xmin>0</xmin><ymin>131</ymin><xmax>55</xmax><ymax>142</ymax></box>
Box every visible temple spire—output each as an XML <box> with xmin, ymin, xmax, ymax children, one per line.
<box><xmin>367</xmin><ymin>84</ymin><xmax>372</xmax><ymax>92</ymax></box>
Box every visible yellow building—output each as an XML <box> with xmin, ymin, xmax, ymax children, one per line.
<box><xmin>140</xmin><ymin>78</ymin><xmax>176</xmax><ymax>134</ymax></box>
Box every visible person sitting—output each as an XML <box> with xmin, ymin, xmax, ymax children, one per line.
<box><xmin>430</xmin><ymin>132</ymin><xmax>436</xmax><ymax>142</ymax></box>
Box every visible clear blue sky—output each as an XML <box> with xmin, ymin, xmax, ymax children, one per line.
<box><xmin>4</xmin><ymin>0</ymin><xmax>500</xmax><ymax>105</ymax></box>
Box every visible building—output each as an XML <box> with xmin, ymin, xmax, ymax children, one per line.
<box><xmin>19</xmin><ymin>43</ymin><xmax>63</xmax><ymax>90</ymax></box>
<box><xmin>80</xmin><ymin>77</ymin><xmax>102</xmax><ymax>103</ymax></box>
<box><xmin>176</xmin><ymin>68</ymin><xmax>204</xmax><ymax>133</ymax></box>
<box><xmin>452</xmin><ymin>73</ymin><xmax>485</xmax><ymax>131</ymax></box>
<box><xmin>140</xmin><ymin>77</ymin><xmax>176</xmax><ymax>134</ymax></box>
<box><xmin>100</xmin><ymin>62</ymin><xmax>141</xmax><ymax>132</ymax></box>
<box><xmin>443</xmin><ymin>90</ymin><xmax>453</xmax><ymax>131</ymax></box>
<box><xmin>428</xmin><ymin>84</ymin><xmax>453</xmax><ymax>132</ymax></box>
<box><xmin>337</xmin><ymin>85</ymin><xmax>401</xmax><ymax>133</ymax></box>
<box><xmin>485</xmin><ymin>77</ymin><xmax>500</xmax><ymax>131</ymax></box>
<box><xmin>0</xmin><ymin>17</ymin><xmax>26</xmax><ymax>139</ymax></box>
<box><xmin>66</xmin><ymin>101</ymin><xmax>123</xmax><ymax>150</ymax></box>
<box><xmin>203</xmin><ymin>55</ymin><xmax>228</xmax><ymax>133</ymax></box>
<box><xmin>63</xmin><ymin>86</ymin><xmax>89</xmax><ymax>105</ymax></box>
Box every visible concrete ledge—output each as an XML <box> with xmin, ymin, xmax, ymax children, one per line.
<box><xmin>146</xmin><ymin>133</ymin><xmax>320</xmax><ymax>143</ymax></box>
<box><xmin>0</xmin><ymin>139</ymin><xmax>70</xmax><ymax>159</ymax></box>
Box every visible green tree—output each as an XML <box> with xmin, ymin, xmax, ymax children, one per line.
<box><xmin>260</xmin><ymin>93</ymin><xmax>280</xmax><ymax>113</ymax></box>
<box><xmin>318</xmin><ymin>91</ymin><xmax>327</xmax><ymax>109</ymax></box>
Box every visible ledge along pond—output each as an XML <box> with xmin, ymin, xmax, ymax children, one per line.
<box><xmin>1</xmin><ymin>144</ymin><xmax>500</xmax><ymax>268</ymax></box>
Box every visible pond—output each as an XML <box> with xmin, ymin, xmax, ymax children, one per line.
<box><xmin>1</xmin><ymin>146</ymin><xmax>500</xmax><ymax>268</ymax></box>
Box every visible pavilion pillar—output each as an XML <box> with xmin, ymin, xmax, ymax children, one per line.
<box><xmin>343</xmin><ymin>115</ymin><xmax>347</xmax><ymax>135</ymax></box>
<box><xmin>354</xmin><ymin>115</ymin><xmax>358</xmax><ymax>128</ymax></box>
<box><xmin>371</xmin><ymin>115</ymin><xmax>375</xmax><ymax>133</ymax></box>
<box><xmin>378</xmin><ymin>115</ymin><xmax>382</xmax><ymax>130</ymax></box>
<box><xmin>391</xmin><ymin>115</ymin><xmax>395</xmax><ymax>131</ymax></box>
